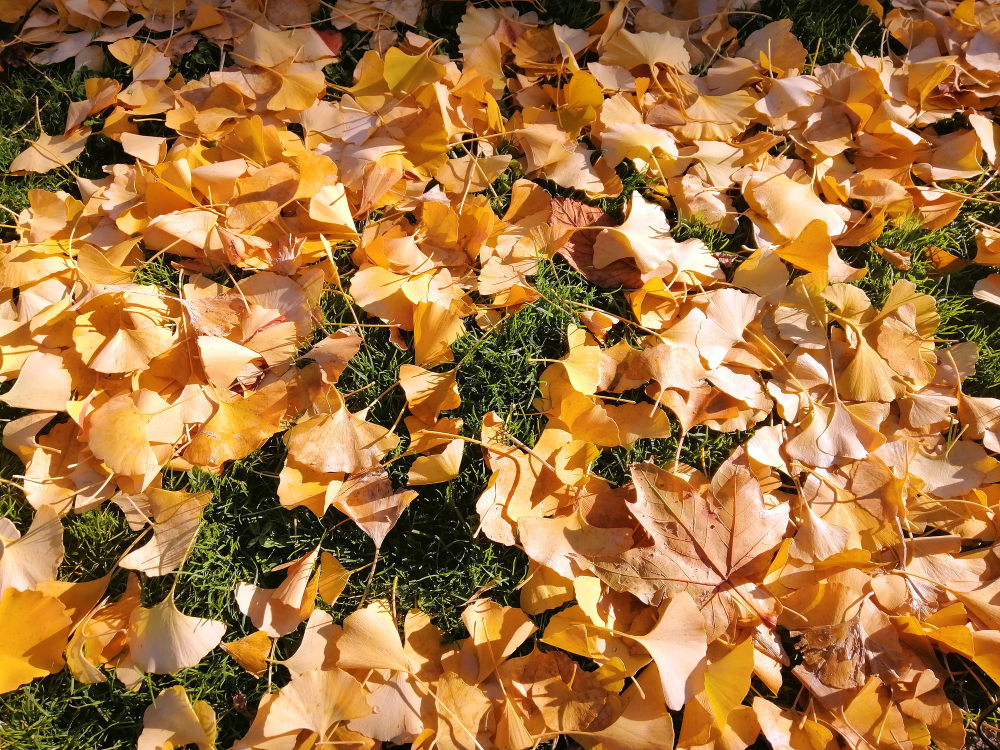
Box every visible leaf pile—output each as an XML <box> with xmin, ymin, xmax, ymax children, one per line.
<box><xmin>3</xmin><ymin>0</ymin><xmax>1000</xmax><ymax>749</ymax></box>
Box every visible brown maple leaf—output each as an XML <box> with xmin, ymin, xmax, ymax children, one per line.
<box><xmin>0</xmin><ymin>40</ymin><xmax>29</xmax><ymax>69</ymax></box>
<box><xmin>317</xmin><ymin>30</ymin><xmax>344</xmax><ymax>56</ymax></box>
<box><xmin>181</xmin><ymin>293</ymin><xmax>248</xmax><ymax>338</ymax></box>
<box><xmin>550</xmin><ymin>197</ymin><xmax>642</xmax><ymax>288</ymax></box>
<box><xmin>792</xmin><ymin>600</ymin><xmax>908</xmax><ymax>690</ymax></box>
<box><xmin>586</xmin><ymin>461</ymin><xmax>789</xmax><ymax>640</ymax></box>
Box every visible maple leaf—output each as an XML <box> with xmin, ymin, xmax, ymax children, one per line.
<box><xmin>791</xmin><ymin>599</ymin><xmax>908</xmax><ymax>690</ymax></box>
<box><xmin>549</xmin><ymin>196</ymin><xmax>641</xmax><ymax>288</ymax></box>
<box><xmin>587</xmin><ymin>462</ymin><xmax>789</xmax><ymax>640</ymax></box>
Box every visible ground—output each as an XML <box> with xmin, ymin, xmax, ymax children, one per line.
<box><xmin>0</xmin><ymin>0</ymin><xmax>998</xmax><ymax>748</ymax></box>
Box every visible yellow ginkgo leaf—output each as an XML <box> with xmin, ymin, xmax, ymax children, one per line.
<box><xmin>383</xmin><ymin>47</ymin><xmax>446</xmax><ymax>94</ymax></box>
<box><xmin>183</xmin><ymin>382</ymin><xmax>288</xmax><ymax>468</ymax></box>
<box><xmin>705</xmin><ymin>637</ymin><xmax>755</xmax><ymax>727</ymax></box>
<box><xmin>317</xmin><ymin>552</ymin><xmax>351</xmax><ymax>606</ymax></box>
<box><xmin>138</xmin><ymin>685</ymin><xmax>217</xmax><ymax>750</ymax></box>
<box><xmin>262</xmin><ymin>668</ymin><xmax>371</xmax><ymax>739</ymax></box>
<box><xmin>221</xmin><ymin>631</ymin><xmax>271</xmax><ymax>678</ymax></box>
<box><xmin>127</xmin><ymin>593</ymin><xmax>226</xmax><ymax>674</ymax></box>
<box><xmin>0</xmin><ymin>588</ymin><xmax>72</xmax><ymax>693</ymax></box>
<box><xmin>10</xmin><ymin>129</ymin><xmax>91</xmax><ymax>174</ymax></box>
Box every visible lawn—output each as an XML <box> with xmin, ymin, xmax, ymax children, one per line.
<box><xmin>1</xmin><ymin>0</ymin><xmax>1000</xmax><ymax>748</ymax></box>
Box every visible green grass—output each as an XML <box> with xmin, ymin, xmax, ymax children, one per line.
<box><xmin>2</xmin><ymin>0</ymin><xmax>1000</xmax><ymax>748</ymax></box>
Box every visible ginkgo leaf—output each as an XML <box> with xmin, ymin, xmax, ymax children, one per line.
<box><xmin>497</xmin><ymin>647</ymin><xmax>610</xmax><ymax>738</ymax></box>
<box><xmin>570</xmin><ymin>664</ymin><xmax>675</xmax><ymax>750</ymax></box>
<box><xmin>554</xmin><ymin>324</ymin><xmax>602</xmax><ymax>395</ymax></box>
<box><xmin>383</xmin><ymin>47</ymin><xmax>447</xmax><ymax>94</ymax></box>
<box><xmin>435</xmin><ymin>155</ymin><xmax>512</xmax><ymax>194</ymax></box>
<box><xmin>704</xmin><ymin>638</ymin><xmax>755</xmax><ymax>727</ymax></box>
<box><xmin>279</xmin><ymin>609</ymin><xmax>342</xmax><ymax>678</ymax></box>
<box><xmin>232</xmin><ymin>24</ymin><xmax>337</xmax><ymax>70</ymax></box>
<box><xmin>399</xmin><ymin>365</ymin><xmax>461</xmax><ymax>422</ymax></box>
<box><xmin>837</xmin><ymin>336</ymin><xmax>904</xmax><ymax>402</ymax></box>
<box><xmin>301</xmin><ymin>332</ymin><xmax>363</xmax><ymax>384</ymax></box>
<box><xmin>88</xmin><ymin>390</ymin><xmax>183</xmax><ymax>478</ymax></box>
<box><xmin>459</xmin><ymin>599</ymin><xmax>536</xmax><ymax>685</ymax></box>
<box><xmin>65</xmin><ymin>573</ymin><xmax>141</xmax><ymax>684</ymax></box>
<box><xmin>10</xmin><ymin>129</ymin><xmax>91</xmax><ymax>174</ymax></box>
<box><xmin>119</xmin><ymin>490</ymin><xmax>210</xmax><ymax>576</ymax></box>
<box><xmin>286</xmin><ymin>405</ymin><xmax>399</xmax><ymax>475</ymax></box>
<box><xmin>737</xmin><ymin>19</ymin><xmax>808</xmax><ymax>73</ymax></box>
<box><xmin>262</xmin><ymin>668</ymin><xmax>371</xmax><ymax>739</ymax></box>
<box><xmin>0</xmin><ymin>505</ymin><xmax>64</xmax><ymax>594</ymax></box>
<box><xmin>600</xmin><ymin>122</ymin><xmax>679</xmax><ymax>172</ymax></box>
<box><xmin>0</xmin><ymin>588</ymin><xmax>72</xmax><ymax>693</ymax></box>
<box><xmin>337</xmin><ymin>600</ymin><xmax>410</xmax><ymax>672</ymax></box>
<box><xmin>331</xmin><ymin>470</ymin><xmax>417</xmax><ymax>549</ymax></box>
<box><xmin>121</xmin><ymin>133</ymin><xmax>167</xmax><ymax>166</ymax></box>
<box><xmin>277</xmin><ymin>457</ymin><xmax>345</xmax><ymax>516</ymax></box>
<box><xmin>0</xmin><ymin>0</ymin><xmax>33</xmax><ymax>23</ymax></box>
<box><xmin>347</xmin><ymin>669</ymin><xmax>429</xmax><ymax>744</ymax></box>
<box><xmin>127</xmin><ymin>593</ymin><xmax>226</xmax><ymax>674</ymax></box>
<box><xmin>197</xmin><ymin>337</ymin><xmax>260</xmax><ymax>388</ymax></box>
<box><xmin>753</xmin><ymin>698</ymin><xmax>836</xmax><ymax>750</ymax></box>
<box><xmin>0</xmin><ymin>351</ymin><xmax>73</xmax><ymax>412</ymax></box>
<box><xmin>696</xmin><ymin>289</ymin><xmax>763</xmax><ymax>369</ymax></box>
<box><xmin>35</xmin><ymin>573</ymin><xmax>111</xmax><ymax>627</ymax></box>
<box><xmin>434</xmin><ymin>672</ymin><xmax>495</xmax><ymax>750</ymax></box>
<box><xmin>974</xmin><ymin>274</ymin><xmax>1000</xmax><ymax>307</ymax></box>
<box><xmin>413</xmin><ymin>301</ymin><xmax>466</xmax><ymax>366</ymax></box>
<box><xmin>138</xmin><ymin>685</ymin><xmax>217</xmax><ymax>750</ymax></box>
<box><xmin>600</xmin><ymin>30</ymin><xmax>690</xmax><ymax>73</ymax></box>
<box><xmin>221</xmin><ymin>631</ymin><xmax>271</xmax><ymax>678</ymax></box>
<box><xmin>408</xmin><ymin>432</ymin><xmax>464</xmax><ymax>485</ymax></box>
<box><xmin>317</xmin><ymin>552</ymin><xmax>351</xmax><ymax>606</ymax></box>
<box><xmin>183</xmin><ymin>382</ymin><xmax>288</xmax><ymax>468</ymax></box>
<box><xmin>630</xmin><ymin>592</ymin><xmax>708</xmax><ymax>711</ymax></box>
<box><xmin>774</xmin><ymin>219</ymin><xmax>861</xmax><ymax>282</ymax></box>
<box><xmin>266</xmin><ymin>69</ymin><xmax>327</xmax><ymax>112</ymax></box>
<box><xmin>743</xmin><ymin>171</ymin><xmax>848</xmax><ymax>240</ymax></box>
<box><xmin>593</xmin><ymin>191</ymin><xmax>718</xmax><ymax>282</ymax></box>
<box><xmin>235</xmin><ymin>547</ymin><xmax>319</xmax><ymax>638</ymax></box>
